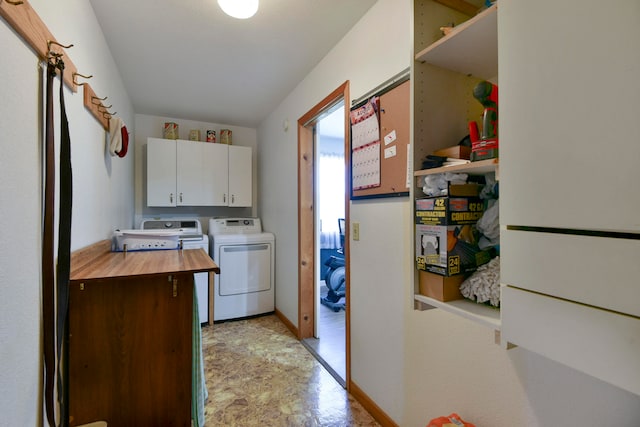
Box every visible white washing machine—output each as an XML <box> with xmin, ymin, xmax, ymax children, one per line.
<box><xmin>141</xmin><ymin>218</ymin><xmax>211</xmax><ymax>324</ymax></box>
<box><xmin>208</xmin><ymin>218</ymin><xmax>275</xmax><ymax>321</ymax></box>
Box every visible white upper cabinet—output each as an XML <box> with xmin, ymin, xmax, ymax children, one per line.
<box><xmin>147</xmin><ymin>138</ymin><xmax>178</xmax><ymax>207</ymax></box>
<box><xmin>499</xmin><ymin>0</ymin><xmax>640</xmax><ymax>232</ymax></box>
<box><xmin>228</xmin><ymin>145</ymin><xmax>252</xmax><ymax>207</ymax></box>
<box><xmin>146</xmin><ymin>138</ymin><xmax>252</xmax><ymax>207</ymax></box>
<box><xmin>176</xmin><ymin>139</ymin><xmax>210</xmax><ymax>206</ymax></box>
<box><xmin>207</xmin><ymin>143</ymin><xmax>229</xmax><ymax>206</ymax></box>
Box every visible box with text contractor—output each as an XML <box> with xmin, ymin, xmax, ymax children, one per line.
<box><xmin>415</xmin><ymin>197</ymin><xmax>490</xmax><ymax>276</ymax></box>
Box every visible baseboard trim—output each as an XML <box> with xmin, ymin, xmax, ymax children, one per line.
<box><xmin>349</xmin><ymin>380</ymin><xmax>399</xmax><ymax>427</ymax></box>
<box><xmin>274</xmin><ymin>308</ymin><xmax>298</xmax><ymax>337</ymax></box>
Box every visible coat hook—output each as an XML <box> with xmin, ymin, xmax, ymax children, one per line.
<box><xmin>4</xmin><ymin>0</ymin><xmax>25</xmax><ymax>5</ymax></box>
<box><xmin>91</xmin><ymin>95</ymin><xmax>107</xmax><ymax>105</ymax></box>
<box><xmin>73</xmin><ymin>73</ymin><xmax>93</xmax><ymax>86</ymax></box>
<box><xmin>98</xmin><ymin>104</ymin><xmax>113</xmax><ymax>111</ymax></box>
<box><xmin>47</xmin><ymin>40</ymin><xmax>74</xmax><ymax>51</ymax></box>
<box><xmin>102</xmin><ymin>111</ymin><xmax>117</xmax><ymax>119</ymax></box>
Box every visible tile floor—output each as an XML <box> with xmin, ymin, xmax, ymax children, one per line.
<box><xmin>201</xmin><ymin>315</ymin><xmax>379</xmax><ymax>427</ymax></box>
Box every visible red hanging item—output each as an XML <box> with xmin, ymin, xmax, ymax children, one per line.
<box><xmin>427</xmin><ymin>413</ymin><xmax>476</xmax><ymax>427</ymax></box>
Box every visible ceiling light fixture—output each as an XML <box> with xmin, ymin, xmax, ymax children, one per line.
<box><xmin>217</xmin><ymin>0</ymin><xmax>259</xmax><ymax>19</ymax></box>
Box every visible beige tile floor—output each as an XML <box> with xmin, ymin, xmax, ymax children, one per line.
<box><xmin>201</xmin><ymin>315</ymin><xmax>380</xmax><ymax>427</ymax></box>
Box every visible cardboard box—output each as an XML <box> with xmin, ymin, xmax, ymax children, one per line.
<box><xmin>415</xmin><ymin>197</ymin><xmax>484</xmax><ymax>226</ymax></box>
<box><xmin>471</xmin><ymin>139</ymin><xmax>498</xmax><ymax>161</ymax></box>
<box><xmin>448</xmin><ymin>183</ymin><xmax>482</xmax><ymax>197</ymax></box>
<box><xmin>418</xmin><ymin>270</ymin><xmax>465</xmax><ymax>301</ymax></box>
<box><xmin>433</xmin><ymin>145</ymin><xmax>471</xmax><ymax>160</ymax></box>
<box><xmin>416</xmin><ymin>223</ymin><xmax>491</xmax><ymax>275</ymax></box>
<box><xmin>415</xmin><ymin>196</ymin><xmax>490</xmax><ymax>276</ymax></box>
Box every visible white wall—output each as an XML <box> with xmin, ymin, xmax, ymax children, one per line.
<box><xmin>0</xmin><ymin>20</ymin><xmax>43</xmax><ymax>427</ymax></box>
<box><xmin>133</xmin><ymin>114</ymin><xmax>258</xmax><ymax>232</ymax></box>
<box><xmin>259</xmin><ymin>0</ymin><xmax>640</xmax><ymax>426</ymax></box>
<box><xmin>0</xmin><ymin>1</ymin><xmax>134</xmax><ymax>425</ymax></box>
<box><xmin>258</xmin><ymin>0</ymin><xmax>412</xmax><ymax>421</ymax></box>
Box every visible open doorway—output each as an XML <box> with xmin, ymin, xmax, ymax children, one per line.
<box><xmin>304</xmin><ymin>105</ymin><xmax>346</xmax><ymax>384</ymax></box>
<box><xmin>297</xmin><ymin>82</ymin><xmax>350</xmax><ymax>389</ymax></box>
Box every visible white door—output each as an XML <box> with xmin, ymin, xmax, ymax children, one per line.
<box><xmin>218</xmin><ymin>243</ymin><xmax>272</xmax><ymax>295</ymax></box>
<box><xmin>147</xmin><ymin>138</ymin><xmax>176</xmax><ymax>207</ymax></box>
<box><xmin>228</xmin><ymin>145</ymin><xmax>252</xmax><ymax>207</ymax></box>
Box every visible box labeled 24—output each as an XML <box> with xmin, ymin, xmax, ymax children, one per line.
<box><xmin>416</xmin><ymin>223</ymin><xmax>488</xmax><ymax>276</ymax></box>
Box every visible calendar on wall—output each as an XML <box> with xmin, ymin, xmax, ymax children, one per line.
<box><xmin>350</xmin><ymin>97</ymin><xmax>381</xmax><ymax>191</ymax></box>
<box><xmin>350</xmin><ymin>74</ymin><xmax>410</xmax><ymax>200</ymax></box>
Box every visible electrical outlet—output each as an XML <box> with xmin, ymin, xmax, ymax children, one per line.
<box><xmin>352</xmin><ymin>222</ymin><xmax>360</xmax><ymax>241</ymax></box>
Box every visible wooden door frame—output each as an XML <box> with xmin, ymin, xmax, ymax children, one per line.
<box><xmin>297</xmin><ymin>81</ymin><xmax>351</xmax><ymax>386</ymax></box>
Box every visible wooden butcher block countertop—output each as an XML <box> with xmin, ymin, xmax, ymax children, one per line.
<box><xmin>70</xmin><ymin>239</ymin><xmax>219</xmax><ymax>282</ymax></box>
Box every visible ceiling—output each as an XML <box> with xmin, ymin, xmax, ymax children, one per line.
<box><xmin>90</xmin><ymin>0</ymin><xmax>377</xmax><ymax>128</ymax></box>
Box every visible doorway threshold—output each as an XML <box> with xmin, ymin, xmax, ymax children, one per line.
<box><xmin>301</xmin><ymin>338</ymin><xmax>346</xmax><ymax>388</ymax></box>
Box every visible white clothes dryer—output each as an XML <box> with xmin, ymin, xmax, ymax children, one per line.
<box><xmin>208</xmin><ymin>218</ymin><xmax>275</xmax><ymax>321</ymax></box>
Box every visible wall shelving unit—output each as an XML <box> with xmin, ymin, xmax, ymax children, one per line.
<box><xmin>412</xmin><ymin>2</ymin><xmax>499</xmax><ymax>332</ymax></box>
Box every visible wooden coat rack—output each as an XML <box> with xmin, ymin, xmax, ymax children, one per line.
<box><xmin>0</xmin><ymin>0</ymin><xmax>114</xmax><ymax>130</ymax></box>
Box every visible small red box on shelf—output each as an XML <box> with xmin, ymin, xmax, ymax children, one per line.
<box><xmin>471</xmin><ymin>138</ymin><xmax>498</xmax><ymax>161</ymax></box>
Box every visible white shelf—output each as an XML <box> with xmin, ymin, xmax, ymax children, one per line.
<box><xmin>415</xmin><ymin>4</ymin><xmax>497</xmax><ymax>80</ymax></box>
<box><xmin>415</xmin><ymin>158</ymin><xmax>498</xmax><ymax>177</ymax></box>
<box><xmin>414</xmin><ymin>294</ymin><xmax>501</xmax><ymax>330</ymax></box>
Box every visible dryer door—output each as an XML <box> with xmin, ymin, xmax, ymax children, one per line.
<box><xmin>218</xmin><ymin>243</ymin><xmax>272</xmax><ymax>296</ymax></box>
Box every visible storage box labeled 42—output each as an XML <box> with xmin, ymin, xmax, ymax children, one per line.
<box><xmin>415</xmin><ymin>196</ymin><xmax>484</xmax><ymax>226</ymax></box>
<box><xmin>415</xmin><ymin>197</ymin><xmax>489</xmax><ymax>276</ymax></box>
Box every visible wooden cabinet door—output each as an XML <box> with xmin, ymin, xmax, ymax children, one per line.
<box><xmin>228</xmin><ymin>145</ymin><xmax>252</xmax><ymax>207</ymax></box>
<box><xmin>68</xmin><ymin>274</ymin><xmax>193</xmax><ymax>427</ymax></box>
<box><xmin>147</xmin><ymin>138</ymin><xmax>177</xmax><ymax>207</ymax></box>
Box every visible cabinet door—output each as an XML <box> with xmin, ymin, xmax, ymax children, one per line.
<box><xmin>228</xmin><ymin>145</ymin><xmax>252</xmax><ymax>207</ymax></box>
<box><xmin>501</xmin><ymin>286</ymin><xmax>640</xmax><ymax>397</ymax></box>
<box><xmin>500</xmin><ymin>0</ymin><xmax>640</xmax><ymax>231</ymax></box>
<box><xmin>176</xmin><ymin>139</ymin><xmax>205</xmax><ymax>206</ymax></box>
<box><xmin>147</xmin><ymin>138</ymin><xmax>176</xmax><ymax>207</ymax></box>
<box><xmin>207</xmin><ymin>143</ymin><xmax>229</xmax><ymax>205</ymax></box>
<box><xmin>68</xmin><ymin>275</ymin><xmax>193</xmax><ymax>426</ymax></box>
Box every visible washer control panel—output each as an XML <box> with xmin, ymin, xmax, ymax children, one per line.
<box><xmin>209</xmin><ymin>218</ymin><xmax>262</xmax><ymax>234</ymax></box>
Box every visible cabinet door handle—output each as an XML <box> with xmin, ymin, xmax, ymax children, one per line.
<box><xmin>231</xmin><ymin>194</ymin><xmax>235</xmax><ymax>204</ymax></box>
<box><xmin>180</xmin><ymin>192</ymin><xmax>183</xmax><ymax>203</ymax></box>
<box><xmin>223</xmin><ymin>194</ymin><xmax>226</xmax><ymax>203</ymax></box>
<box><xmin>170</xmin><ymin>193</ymin><xmax>173</xmax><ymax>203</ymax></box>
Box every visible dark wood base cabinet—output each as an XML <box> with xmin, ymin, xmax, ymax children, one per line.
<box><xmin>67</xmin><ymin>241</ymin><xmax>218</xmax><ymax>427</ymax></box>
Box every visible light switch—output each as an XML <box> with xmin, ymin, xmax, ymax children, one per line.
<box><xmin>352</xmin><ymin>222</ymin><xmax>360</xmax><ymax>241</ymax></box>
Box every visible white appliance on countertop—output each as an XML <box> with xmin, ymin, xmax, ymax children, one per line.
<box><xmin>209</xmin><ymin>218</ymin><xmax>275</xmax><ymax>321</ymax></box>
<box><xmin>112</xmin><ymin>229</ymin><xmax>181</xmax><ymax>252</ymax></box>
<box><xmin>140</xmin><ymin>218</ymin><xmax>211</xmax><ymax>325</ymax></box>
